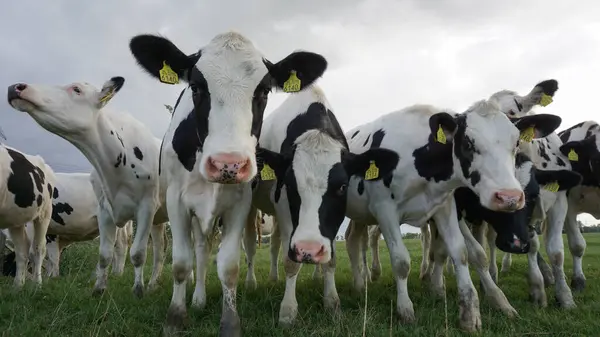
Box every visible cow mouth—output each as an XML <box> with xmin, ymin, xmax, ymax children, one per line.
<box><xmin>9</xmin><ymin>97</ymin><xmax>38</xmax><ymax>112</ymax></box>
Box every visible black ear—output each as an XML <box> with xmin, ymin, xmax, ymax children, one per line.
<box><xmin>256</xmin><ymin>147</ymin><xmax>290</xmax><ymax>181</ymax></box>
<box><xmin>523</xmin><ymin>79</ymin><xmax>559</xmax><ymax>109</ymax></box>
<box><xmin>512</xmin><ymin>113</ymin><xmax>562</xmax><ymax>139</ymax></box>
<box><xmin>428</xmin><ymin>112</ymin><xmax>457</xmax><ymax>145</ymax></box>
<box><xmin>559</xmin><ymin>136</ymin><xmax>595</xmax><ymax>161</ymax></box>
<box><xmin>343</xmin><ymin>148</ymin><xmax>399</xmax><ymax>181</ymax></box>
<box><xmin>265</xmin><ymin>51</ymin><xmax>328</xmax><ymax>93</ymax></box>
<box><xmin>129</xmin><ymin>34</ymin><xmax>201</xmax><ymax>85</ymax></box>
<box><xmin>532</xmin><ymin>79</ymin><xmax>559</xmax><ymax>98</ymax></box>
<box><xmin>534</xmin><ymin>169</ymin><xmax>582</xmax><ymax>191</ymax></box>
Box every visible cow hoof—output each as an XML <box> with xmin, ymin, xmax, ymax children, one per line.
<box><xmin>147</xmin><ymin>282</ymin><xmax>159</xmax><ymax>293</ymax></box>
<box><xmin>220</xmin><ymin>311</ymin><xmax>241</xmax><ymax>337</ymax></box>
<box><xmin>278</xmin><ymin>305</ymin><xmax>298</xmax><ymax>327</ymax></box>
<box><xmin>458</xmin><ymin>308</ymin><xmax>482</xmax><ymax>332</ymax></box>
<box><xmin>164</xmin><ymin>304</ymin><xmax>187</xmax><ymax>335</ymax></box>
<box><xmin>132</xmin><ymin>284</ymin><xmax>144</xmax><ymax>298</ymax></box>
<box><xmin>431</xmin><ymin>284</ymin><xmax>445</xmax><ymax>298</ymax></box>
<box><xmin>571</xmin><ymin>277</ymin><xmax>586</xmax><ymax>292</ymax></box>
<box><xmin>191</xmin><ymin>293</ymin><xmax>207</xmax><ymax>310</ymax></box>
<box><xmin>353</xmin><ymin>280</ymin><xmax>365</xmax><ymax>293</ymax></box>
<box><xmin>397</xmin><ymin>306</ymin><xmax>416</xmax><ymax>324</ymax></box>
<box><xmin>92</xmin><ymin>287</ymin><xmax>105</xmax><ymax>297</ymax></box>
<box><xmin>555</xmin><ymin>295</ymin><xmax>577</xmax><ymax>309</ymax></box>
<box><xmin>324</xmin><ymin>296</ymin><xmax>341</xmax><ymax>315</ymax></box>
<box><xmin>528</xmin><ymin>289</ymin><xmax>548</xmax><ymax>307</ymax></box>
<box><xmin>500</xmin><ymin>305</ymin><xmax>518</xmax><ymax>318</ymax></box>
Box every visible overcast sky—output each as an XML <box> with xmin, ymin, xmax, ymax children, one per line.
<box><xmin>1</xmin><ymin>1</ymin><xmax>600</xmax><ymax>228</ymax></box>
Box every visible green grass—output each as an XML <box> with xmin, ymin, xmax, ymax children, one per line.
<box><xmin>2</xmin><ymin>234</ymin><xmax>600</xmax><ymax>336</ymax></box>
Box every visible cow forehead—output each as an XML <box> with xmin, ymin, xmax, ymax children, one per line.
<box><xmin>463</xmin><ymin>106</ymin><xmax>518</xmax><ymax>145</ymax></box>
<box><xmin>292</xmin><ymin>131</ymin><xmax>345</xmax><ymax>189</ymax></box>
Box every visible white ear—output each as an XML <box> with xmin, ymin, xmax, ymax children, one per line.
<box><xmin>96</xmin><ymin>76</ymin><xmax>125</xmax><ymax>109</ymax></box>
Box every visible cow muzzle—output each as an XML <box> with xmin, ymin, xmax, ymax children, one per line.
<box><xmin>204</xmin><ymin>152</ymin><xmax>252</xmax><ymax>184</ymax></box>
<box><xmin>491</xmin><ymin>189</ymin><xmax>525</xmax><ymax>211</ymax></box>
<box><xmin>289</xmin><ymin>241</ymin><xmax>328</xmax><ymax>264</ymax></box>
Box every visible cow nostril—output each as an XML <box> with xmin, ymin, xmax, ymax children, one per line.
<box><xmin>15</xmin><ymin>84</ymin><xmax>27</xmax><ymax>92</ymax></box>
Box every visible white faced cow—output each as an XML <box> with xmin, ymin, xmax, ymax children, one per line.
<box><xmin>0</xmin><ymin>144</ymin><xmax>56</xmax><ymax>287</ymax></box>
<box><xmin>128</xmin><ymin>31</ymin><xmax>328</xmax><ymax>335</ymax></box>
<box><xmin>343</xmin><ymin>96</ymin><xmax>557</xmax><ymax>331</ymax></box>
<box><xmin>244</xmin><ymin>85</ymin><xmax>398</xmax><ymax>326</ymax></box>
<box><xmin>8</xmin><ymin>78</ymin><xmax>168</xmax><ymax>298</ymax></box>
<box><xmin>487</xmin><ymin>79</ymin><xmax>585</xmax><ymax>308</ymax></box>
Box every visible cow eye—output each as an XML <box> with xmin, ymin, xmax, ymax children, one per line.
<box><xmin>336</xmin><ymin>184</ymin><xmax>347</xmax><ymax>196</ymax></box>
<box><xmin>72</xmin><ymin>86</ymin><xmax>82</xmax><ymax>94</ymax></box>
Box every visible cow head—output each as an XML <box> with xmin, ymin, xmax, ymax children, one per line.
<box><xmin>257</xmin><ymin>139</ymin><xmax>399</xmax><ymax>264</ymax></box>
<box><xmin>482</xmin><ymin>153</ymin><xmax>581</xmax><ymax>253</ymax></box>
<box><xmin>129</xmin><ymin>32</ymin><xmax>328</xmax><ymax>184</ymax></box>
<box><xmin>491</xmin><ymin>79</ymin><xmax>559</xmax><ymax>118</ymax></box>
<box><xmin>430</xmin><ymin>99</ymin><xmax>561</xmax><ymax>212</ymax></box>
<box><xmin>8</xmin><ymin>77</ymin><xmax>125</xmax><ymax>135</ymax></box>
<box><xmin>559</xmin><ymin>135</ymin><xmax>600</xmax><ymax>185</ymax></box>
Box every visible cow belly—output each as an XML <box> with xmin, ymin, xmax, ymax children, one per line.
<box><xmin>0</xmin><ymin>207</ymin><xmax>43</xmax><ymax>228</ymax></box>
<box><xmin>574</xmin><ymin>186</ymin><xmax>600</xmax><ymax>218</ymax></box>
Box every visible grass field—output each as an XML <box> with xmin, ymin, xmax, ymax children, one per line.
<box><xmin>1</xmin><ymin>233</ymin><xmax>600</xmax><ymax>336</ymax></box>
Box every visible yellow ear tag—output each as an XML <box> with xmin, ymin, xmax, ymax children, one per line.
<box><xmin>159</xmin><ymin>61</ymin><xmax>179</xmax><ymax>85</ymax></box>
<box><xmin>260</xmin><ymin>164</ymin><xmax>276</xmax><ymax>181</ymax></box>
<box><xmin>568</xmin><ymin>149</ymin><xmax>579</xmax><ymax>161</ymax></box>
<box><xmin>99</xmin><ymin>88</ymin><xmax>115</xmax><ymax>104</ymax></box>
<box><xmin>539</xmin><ymin>93</ymin><xmax>553</xmax><ymax>107</ymax></box>
<box><xmin>283</xmin><ymin>70</ymin><xmax>301</xmax><ymax>93</ymax></box>
<box><xmin>364</xmin><ymin>160</ymin><xmax>379</xmax><ymax>180</ymax></box>
<box><xmin>435</xmin><ymin>125</ymin><xmax>447</xmax><ymax>144</ymax></box>
<box><xmin>543</xmin><ymin>181</ymin><xmax>560</xmax><ymax>193</ymax></box>
<box><xmin>520</xmin><ymin>126</ymin><xmax>535</xmax><ymax>143</ymax></box>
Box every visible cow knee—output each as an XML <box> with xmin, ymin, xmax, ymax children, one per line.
<box><xmin>569</xmin><ymin>241</ymin><xmax>586</xmax><ymax>258</ymax></box>
<box><xmin>173</xmin><ymin>263</ymin><xmax>192</xmax><ymax>284</ymax></box>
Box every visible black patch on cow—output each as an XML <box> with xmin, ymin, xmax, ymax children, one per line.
<box><xmin>537</xmin><ymin>142</ymin><xmax>551</xmax><ymax>162</ymax></box>
<box><xmin>52</xmin><ymin>202</ymin><xmax>73</xmax><ymax>226</ymax></box>
<box><xmin>36</xmin><ymin>194</ymin><xmax>42</xmax><ymax>206</ymax></box>
<box><xmin>6</xmin><ymin>148</ymin><xmax>46</xmax><ymax>208</ymax></box>
<box><xmin>110</xmin><ymin>130</ymin><xmax>114</xmax><ymax>135</ymax></box>
<box><xmin>383</xmin><ymin>174</ymin><xmax>393</xmax><ymax>188</ymax></box>
<box><xmin>542</xmin><ymin>162</ymin><xmax>548</xmax><ymax>168</ymax></box>
<box><xmin>362</xmin><ymin>134</ymin><xmax>371</xmax><ymax>147</ymax></box>
<box><xmin>52</xmin><ymin>187</ymin><xmax>59</xmax><ymax>199</ymax></box>
<box><xmin>46</xmin><ymin>183</ymin><xmax>52</xmax><ymax>198</ymax></box>
<box><xmin>453</xmin><ymin>115</ymin><xmax>482</xmax><ymax>185</ymax></box>
<box><xmin>172</xmin><ymin>111</ymin><xmax>200</xmax><ymax>172</ymax></box>
<box><xmin>114</xmin><ymin>153</ymin><xmax>123</xmax><ymax>168</ymax></box>
<box><xmin>46</xmin><ymin>234</ymin><xmax>57</xmax><ymax>243</ymax></box>
<box><xmin>351</xmin><ymin>130</ymin><xmax>360</xmax><ymax>139</ymax></box>
<box><xmin>357</xmin><ymin>180</ymin><xmax>364</xmax><ymax>195</ymax></box>
<box><xmin>123</xmin><ymin>154</ymin><xmax>126</xmax><ymax>166</ymax></box>
<box><xmin>513</xmin><ymin>98</ymin><xmax>523</xmax><ymax>112</ymax></box>
<box><xmin>115</xmin><ymin>132</ymin><xmax>125</xmax><ymax>147</ymax></box>
<box><xmin>585</xmin><ymin>123</ymin><xmax>599</xmax><ymax>139</ymax></box>
<box><xmin>390</xmin><ymin>193</ymin><xmax>395</xmax><ymax>199</ymax></box>
<box><xmin>412</xmin><ymin>136</ymin><xmax>453</xmax><ymax>182</ymax></box>
<box><xmin>558</xmin><ymin>122</ymin><xmax>584</xmax><ymax>143</ymax></box>
<box><xmin>136</xmin><ymin>174</ymin><xmax>140</xmax><ymax>179</ymax></box>
<box><xmin>556</xmin><ymin>156</ymin><xmax>566</xmax><ymax>167</ymax></box>
<box><xmin>250</xmin><ymin>74</ymin><xmax>272</xmax><ymax>139</ymax></box>
<box><xmin>131</xmin><ymin>164</ymin><xmax>135</xmax><ymax>169</ymax></box>
<box><xmin>370</xmin><ymin>129</ymin><xmax>385</xmax><ymax>149</ymax></box>
<box><xmin>133</xmin><ymin>147</ymin><xmax>143</xmax><ymax>161</ymax></box>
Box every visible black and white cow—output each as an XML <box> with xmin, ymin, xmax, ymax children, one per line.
<box><xmin>243</xmin><ymin>85</ymin><xmax>398</xmax><ymax>326</ymax></box>
<box><xmin>128</xmin><ymin>31</ymin><xmax>328</xmax><ymax>335</ymax></box>
<box><xmin>487</xmin><ymin>79</ymin><xmax>585</xmax><ymax>308</ymax></box>
<box><xmin>343</xmin><ymin>95</ymin><xmax>562</xmax><ymax>331</ymax></box>
<box><xmin>0</xmin><ymin>144</ymin><xmax>56</xmax><ymax>287</ymax></box>
<box><xmin>8</xmin><ymin>77</ymin><xmax>169</xmax><ymax>298</ymax></box>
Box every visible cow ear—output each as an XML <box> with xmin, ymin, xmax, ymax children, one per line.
<box><xmin>256</xmin><ymin>147</ymin><xmax>290</xmax><ymax>181</ymax></box>
<box><xmin>428</xmin><ymin>112</ymin><xmax>457</xmax><ymax>145</ymax></box>
<box><xmin>96</xmin><ymin>77</ymin><xmax>125</xmax><ymax>109</ymax></box>
<box><xmin>559</xmin><ymin>137</ymin><xmax>595</xmax><ymax>162</ymax></box>
<box><xmin>522</xmin><ymin>79</ymin><xmax>559</xmax><ymax>110</ymax></box>
<box><xmin>129</xmin><ymin>34</ymin><xmax>201</xmax><ymax>85</ymax></box>
<box><xmin>265</xmin><ymin>51</ymin><xmax>328</xmax><ymax>93</ymax></box>
<box><xmin>511</xmin><ymin>113</ymin><xmax>562</xmax><ymax>140</ymax></box>
<box><xmin>535</xmin><ymin>169</ymin><xmax>582</xmax><ymax>192</ymax></box>
<box><xmin>343</xmin><ymin>148</ymin><xmax>399</xmax><ymax>181</ymax></box>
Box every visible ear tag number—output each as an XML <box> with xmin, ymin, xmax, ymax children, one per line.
<box><xmin>543</xmin><ymin>181</ymin><xmax>559</xmax><ymax>192</ymax></box>
<box><xmin>283</xmin><ymin>70</ymin><xmax>301</xmax><ymax>93</ymax></box>
<box><xmin>540</xmin><ymin>93</ymin><xmax>553</xmax><ymax>107</ymax></box>
<box><xmin>260</xmin><ymin>164</ymin><xmax>276</xmax><ymax>181</ymax></box>
<box><xmin>159</xmin><ymin>61</ymin><xmax>179</xmax><ymax>84</ymax></box>
<box><xmin>365</xmin><ymin>161</ymin><xmax>379</xmax><ymax>180</ymax></box>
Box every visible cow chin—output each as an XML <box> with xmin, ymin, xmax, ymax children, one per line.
<box><xmin>9</xmin><ymin>98</ymin><xmax>37</xmax><ymax>113</ymax></box>
<box><xmin>495</xmin><ymin>233</ymin><xmax>530</xmax><ymax>254</ymax></box>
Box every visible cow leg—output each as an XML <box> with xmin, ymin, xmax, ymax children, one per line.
<box><xmin>418</xmin><ymin>225</ymin><xmax>430</xmax><ymax>281</ymax></box>
<box><xmin>191</xmin><ymin>217</ymin><xmax>210</xmax><ymax>310</ymax></box>
<box><xmin>372</xmin><ymin>203</ymin><xmax>414</xmax><ymax>323</ymax></box>
<box><xmin>164</xmin><ymin>191</ymin><xmax>193</xmax><ymax>335</ymax></box>
<box><xmin>112</xmin><ymin>223</ymin><xmax>130</xmax><ymax>276</ymax></box>
<box><xmin>545</xmin><ymin>194</ymin><xmax>576</xmax><ymax>308</ymax></box>
<box><xmin>322</xmin><ymin>245</ymin><xmax>340</xmax><ymax>315</ymax></box>
<box><xmin>312</xmin><ymin>264</ymin><xmax>322</xmax><ymax>280</ymax></box>
<box><xmin>279</xmin><ymin>255</ymin><xmax>302</xmax><ymax>327</ymax></box>
<box><xmin>243</xmin><ymin>207</ymin><xmax>258</xmax><ymax>290</ymax></box>
<box><xmin>526</xmin><ymin>229</ymin><xmax>547</xmax><ymax>307</ymax></box>
<box><xmin>346</xmin><ymin>220</ymin><xmax>368</xmax><ymax>292</ymax></box>
<box><xmin>501</xmin><ymin>253</ymin><xmax>512</xmax><ymax>273</ymax></box>
<box><xmin>369</xmin><ymin>225</ymin><xmax>382</xmax><ymax>281</ymax></box>
<box><xmin>269</xmin><ymin>218</ymin><xmax>281</xmax><ymax>282</ymax></box>
<box><xmin>46</xmin><ymin>237</ymin><xmax>61</xmax><ymax>277</ymax></box>
<box><xmin>428</xmin><ymin>223</ymin><xmax>448</xmax><ymax>297</ymax></box>
<box><xmin>217</xmin><ymin>201</ymin><xmax>250</xmax><ymax>337</ymax></box>
<box><xmin>537</xmin><ymin>252</ymin><xmax>555</xmax><ymax>287</ymax></box>
<box><xmin>0</xmin><ymin>231</ymin><xmax>6</xmax><ymax>276</ymax></box>
<box><xmin>458</xmin><ymin>220</ymin><xmax>517</xmax><ymax>317</ymax></box>
<box><xmin>148</xmin><ymin>222</ymin><xmax>167</xmax><ymax>291</ymax></box>
<box><xmin>30</xmin><ymin>215</ymin><xmax>50</xmax><ymax>285</ymax></box>
<box><xmin>93</xmin><ymin>207</ymin><xmax>117</xmax><ymax>296</ymax></box>
<box><xmin>485</xmin><ymin>226</ymin><xmax>499</xmax><ymax>283</ymax></box>
<box><xmin>564</xmin><ymin>208</ymin><xmax>586</xmax><ymax>292</ymax></box>
<box><xmin>9</xmin><ymin>226</ymin><xmax>29</xmax><ymax>288</ymax></box>
<box><xmin>130</xmin><ymin>200</ymin><xmax>157</xmax><ymax>298</ymax></box>
<box><xmin>433</xmin><ymin>202</ymin><xmax>481</xmax><ymax>332</ymax></box>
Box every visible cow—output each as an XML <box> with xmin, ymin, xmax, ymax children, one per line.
<box><xmin>242</xmin><ymin>85</ymin><xmax>399</xmax><ymax>326</ymax></box>
<box><xmin>342</xmin><ymin>93</ymin><xmax>564</xmax><ymax>331</ymax></box>
<box><xmin>0</xmin><ymin>144</ymin><xmax>56</xmax><ymax>287</ymax></box>
<box><xmin>480</xmin><ymin>79</ymin><xmax>585</xmax><ymax>308</ymax></box>
<box><xmin>128</xmin><ymin>31</ymin><xmax>328</xmax><ymax>335</ymax></box>
<box><xmin>8</xmin><ymin>78</ymin><xmax>169</xmax><ymax>298</ymax></box>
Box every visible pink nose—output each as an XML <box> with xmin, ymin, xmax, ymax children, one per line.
<box><xmin>205</xmin><ymin>152</ymin><xmax>251</xmax><ymax>183</ymax></box>
<box><xmin>492</xmin><ymin>189</ymin><xmax>525</xmax><ymax>211</ymax></box>
<box><xmin>294</xmin><ymin>241</ymin><xmax>326</xmax><ymax>263</ymax></box>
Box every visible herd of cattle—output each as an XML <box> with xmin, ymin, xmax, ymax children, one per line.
<box><xmin>0</xmin><ymin>30</ymin><xmax>598</xmax><ymax>336</ymax></box>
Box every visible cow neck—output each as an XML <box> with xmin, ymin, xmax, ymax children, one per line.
<box><xmin>64</xmin><ymin>111</ymin><xmax>125</xmax><ymax>203</ymax></box>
